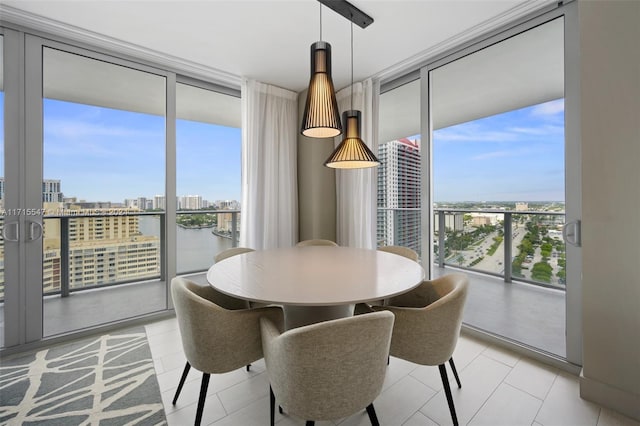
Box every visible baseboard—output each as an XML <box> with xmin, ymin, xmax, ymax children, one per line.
<box><xmin>461</xmin><ymin>324</ymin><xmax>582</xmax><ymax>375</ymax></box>
<box><xmin>580</xmin><ymin>372</ymin><xmax>640</xmax><ymax>421</ymax></box>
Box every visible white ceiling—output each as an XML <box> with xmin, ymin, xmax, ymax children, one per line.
<box><xmin>379</xmin><ymin>16</ymin><xmax>564</xmax><ymax>141</ymax></box>
<box><xmin>1</xmin><ymin>0</ymin><xmax>554</xmax><ymax>93</ymax></box>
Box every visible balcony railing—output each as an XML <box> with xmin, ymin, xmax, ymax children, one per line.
<box><xmin>0</xmin><ymin>209</ymin><xmax>241</xmax><ymax>301</ymax></box>
<box><xmin>378</xmin><ymin>207</ymin><xmax>567</xmax><ymax>290</ymax></box>
<box><xmin>175</xmin><ymin>209</ymin><xmax>240</xmax><ymax>275</ymax></box>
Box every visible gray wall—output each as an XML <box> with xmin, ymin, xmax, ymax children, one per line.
<box><xmin>579</xmin><ymin>0</ymin><xmax>640</xmax><ymax>420</ymax></box>
<box><xmin>296</xmin><ymin>89</ymin><xmax>337</xmax><ymax>243</ymax></box>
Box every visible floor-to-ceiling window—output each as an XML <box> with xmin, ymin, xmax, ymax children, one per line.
<box><xmin>429</xmin><ymin>17</ymin><xmax>569</xmax><ymax>358</ymax></box>
<box><xmin>378</xmin><ymin>10</ymin><xmax>580</xmax><ymax>364</ymax></box>
<box><xmin>175</xmin><ymin>82</ymin><xmax>241</xmax><ymax>274</ymax></box>
<box><xmin>0</xmin><ymin>28</ymin><xmax>242</xmax><ymax>352</ymax></box>
<box><xmin>0</xmin><ymin>34</ymin><xmax>5</xmax><ymax>348</ymax></box>
<box><xmin>41</xmin><ymin>46</ymin><xmax>167</xmax><ymax>336</ymax></box>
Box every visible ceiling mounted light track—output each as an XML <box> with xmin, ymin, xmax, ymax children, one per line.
<box><xmin>317</xmin><ymin>0</ymin><xmax>374</xmax><ymax>29</ymax></box>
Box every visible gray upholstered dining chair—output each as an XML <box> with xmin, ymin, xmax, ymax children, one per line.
<box><xmin>378</xmin><ymin>245</ymin><xmax>420</xmax><ymax>262</ymax></box>
<box><xmin>355</xmin><ymin>245</ymin><xmax>420</xmax><ymax>314</ymax></box>
<box><xmin>372</xmin><ymin>273</ymin><xmax>469</xmax><ymax>426</ymax></box>
<box><xmin>214</xmin><ymin>246</ymin><xmax>255</xmax><ymax>263</ymax></box>
<box><xmin>171</xmin><ymin>277</ymin><xmax>283</xmax><ymax>426</ymax></box>
<box><xmin>295</xmin><ymin>239</ymin><xmax>338</xmax><ymax>247</ymax></box>
<box><xmin>261</xmin><ymin>311</ymin><xmax>395</xmax><ymax>426</ymax></box>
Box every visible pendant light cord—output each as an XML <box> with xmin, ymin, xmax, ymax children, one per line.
<box><xmin>319</xmin><ymin>3</ymin><xmax>322</xmax><ymax>41</ymax></box>
<box><xmin>350</xmin><ymin>17</ymin><xmax>354</xmax><ymax>111</ymax></box>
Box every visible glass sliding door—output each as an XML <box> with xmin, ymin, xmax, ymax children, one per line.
<box><xmin>1</xmin><ymin>28</ymin><xmax>23</xmax><ymax>349</ymax></box>
<box><xmin>39</xmin><ymin>44</ymin><xmax>167</xmax><ymax>337</ymax></box>
<box><xmin>175</xmin><ymin>81</ymin><xmax>241</xmax><ymax>274</ymax></box>
<box><xmin>0</xmin><ymin>34</ymin><xmax>5</xmax><ymax>348</ymax></box>
<box><xmin>428</xmin><ymin>17</ymin><xmax>574</xmax><ymax>358</ymax></box>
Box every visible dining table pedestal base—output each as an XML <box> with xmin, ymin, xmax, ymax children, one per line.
<box><xmin>283</xmin><ymin>304</ymin><xmax>355</xmax><ymax>330</ymax></box>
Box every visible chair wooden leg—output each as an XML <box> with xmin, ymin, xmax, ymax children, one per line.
<box><xmin>195</xmin><ymin>373</ymin><xmax>210</xmax><ymax>426</ymax></box>
<box><xmin>439</xmin><ymin>364</ymin><xmax>459</xmax><ymax>426</ymax></box>
<box><xmin>449</xmin><ymin>357</ymin><xmax>462</xmax><ymax>389</ymax></box>
<box><xmin>269</xmin><ymin>386</ymin><xmax>275</xmax><ymax>426</ymax></box>
<box><xmin>366</xmin><ymin>403</ymin><xmax>380</xmax><ymax>426</ymax></box>
<box><xmin>172</xmin><ymin>362</ymin><xmax>191</xmax><ymax>405</ymax></box>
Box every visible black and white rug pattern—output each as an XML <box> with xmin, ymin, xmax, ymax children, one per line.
<box><xmin>0</xmin><ymin>328</ymin><xmax>166</xmax><ymax>425</ymax></box>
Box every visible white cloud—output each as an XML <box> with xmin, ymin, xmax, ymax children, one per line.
<box><xmin>435</xmin><ymin>122</ymin><xmax>521</xmax><ymax>143</ymax></box>
<box><xmin>44</xmin><ymin>118</ymin><xmax>159</xmax><ymax>140</ymax></box>
<box><xmin>509</xmin><ymin>124</ymin><xmax>564</xmax><ymax>136</ymax></box>
<box><xmin>471</xmin><ymin>150</ymin><xmax>516</xmax><ymax>160</ymax></box>
<box><xmin>530</xmin><ymin>99</ymin><xmax>564</xmax><ymax>116</ymax></box>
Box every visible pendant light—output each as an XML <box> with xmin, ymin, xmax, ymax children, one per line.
<box><xmin>301</xmin><ymin>3</ymin><xmax>342</xmax><ymax>138</ymax></box>
<box><xmin>324</xmin><ymin>18</ymin><xmax>380</xmax><ymax>169</ymax></box>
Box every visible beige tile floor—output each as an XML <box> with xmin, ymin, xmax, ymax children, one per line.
<box><xmin>145</xmin><ymin>317</ymin><xmax>639</xmax><ymax>426</ymax></box>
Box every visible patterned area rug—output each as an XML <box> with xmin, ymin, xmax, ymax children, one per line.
<box><xmin>0</xmin><ymin>327</ymin><xmax>166</xmax><ymax>425</ymax></box>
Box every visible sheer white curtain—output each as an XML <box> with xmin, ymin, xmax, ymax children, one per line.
<box><xmin>240</xmin><ymin>79</ymin><xmax>298</xmax><ymax>249</ymax></box>
<box><xmin>334</xmin><ymin>78</ymin><xmax>380</xmax><ymax>248</ymax></box>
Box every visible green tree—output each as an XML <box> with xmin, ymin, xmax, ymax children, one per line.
<box><xmin>531</xmin><ymin>262</ymin><xmax>553</xmax><ymax>283</ymax></box>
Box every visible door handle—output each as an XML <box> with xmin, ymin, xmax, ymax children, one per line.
<box><xmin>563</xmin><ymin>220</ymin><xmax>581</xmax><ymax>247</ymax></box>
<box><xmin>27</xmin><ymin>221</ymin><xmax>44</xmax><ymax>241</ymax></box>
<box><xmin>2</xmin><ymin>221</ymin><xmax>20</xmax><ymax>242</ymax></box>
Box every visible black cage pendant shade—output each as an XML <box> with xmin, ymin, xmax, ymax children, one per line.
<box><xmin>325</xmin><ymin>110</ymin><xmax>379</xmax><ymax>169</ymax></box>
<box><xmin>324</xmin><ymin>15</ymin><xmax>379</xmax><ymax>169</ymax></box>
<box><xmin>301</xmin><ymin>43</ymin><xmax>342</xmax><ymax>138</ymax></box>
<box><xmin>300</xmin><ymin>4</ymin><xmax>342</xmax><ymax>139</ymax></box>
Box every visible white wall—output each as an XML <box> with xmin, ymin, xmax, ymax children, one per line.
<box><xmin>579</xmin><ymin>0</ymin><xmax>640</xmax><ymax>420</ymax></box>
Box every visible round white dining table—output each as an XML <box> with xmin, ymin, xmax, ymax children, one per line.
<box><xmin>206</xmin><ymin>246</ymin><xmax>425</xmax><ymax>329</ymax></box>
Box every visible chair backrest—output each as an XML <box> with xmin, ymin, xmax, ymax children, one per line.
<box><xmin>261</xmin><ymin>311</ymin><xmax>394</xmax><ymax>421</ymax></box>
<box><xmin>378</xmin><ymin>245</ymin><xmax>419</xmax><ymax>262</ymax></box>
<box><xmin>171</xmin><ymin>277</ymin><xmax>274</xmax><ymax>374</ymax></box>
<box><xmin>383</xmin><ymin>273</ymin><xmax>468</xmax><ymax>366</ymax></box>
<box><xmin>295</xmin><ymin>239</ymin><xmax>338</xmax><ymax>247</ymax></box>
<box><xmin>214</xmin><ymin>247</ymin><xmax>255</xmax><ymax>263</ymax></box>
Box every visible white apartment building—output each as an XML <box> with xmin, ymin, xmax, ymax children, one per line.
<box><xmin>153</xmin><ymin>195</ymin><xmax>165</xmax><ymax>210</ymax></box>
<box><xmin>179</xmin><ymin>195</ymin><xmax>202</xmax><ymax>210</ymax></box>
<box><xmin>41</xmin><ymin>212</ymin><xmax>160</xmax><ymax>293</ymax></box>
<box><xmin>377</xmin><ymin>138</ymin><xmax>421</xmax><ymax>253</ymax></box>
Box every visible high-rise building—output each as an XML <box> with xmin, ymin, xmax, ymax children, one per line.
<box><xmin>217</xmin><ymin>200</ymin><xmax>240</xmax><ymax>210</ymax></box>
<box><xmin>0</xmin><ymin>178</ymin><xmax>63</xmax><ymax>205</ymax></box>
<box><xmin>377</xmin><ymin>138</ymin><xmax>421</xmax><ymax>255</ymax></box>
<box><xmin>179</xmin><ymin>195</ymin><xmax>202</xmax><ymax>210</ymax></box>
<box><xmin>153</xmin><ymin>195</ymin><xmax>165</xmax><ymax>210</ymax></box>
<box><xmin>137</xmin><ymin>197</ymin><xmax>148</xmax><ymax>211</ymax></box>
<box><xmin>42</xmin><ymin>180</ymin><xmax>64</xmax><ymax>203</ymax></box>
<box><xmin>124</xmin><ymin>199</ymin><xmax>138</xmax><ymax>209</ymax></box>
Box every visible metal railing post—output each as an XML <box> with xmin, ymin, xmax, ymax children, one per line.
<box><xmin>438</xmin><ymin>211</ymin><xmax>446</xmax><ymax>268</ymax></box>
<box><xmin>231</xmin><ymin>212</ymin><xmax>238</xmax><ymax>247</ymax></box>
<box><xmin>60</xmin><ymin>217</ymin><xmax>70</xmax><ymax>297</ymax></box>
<box><xmin>504</xmin><ymin>212</ymin><xmax>512</xmax><ymax>283</ymax></box>
<box><xmin>159</xmin><ymin>213</ymin><xmax>166</xmax><ymax>282</ymax></box>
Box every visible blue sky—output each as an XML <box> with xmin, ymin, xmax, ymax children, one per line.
<box><xmin>0</xmin><ymin>93</ymin><xmax>564</xmax><ymax>204</ymax></box>
<box><xmin>42</xmin><ymin>99</ymin><xmax>241</xmax><ymax>203</ymax></box>
<box><xmin>432</xmin><ymin>98</ymin><xmax>565</xmax><ymax>202</ymax></box>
